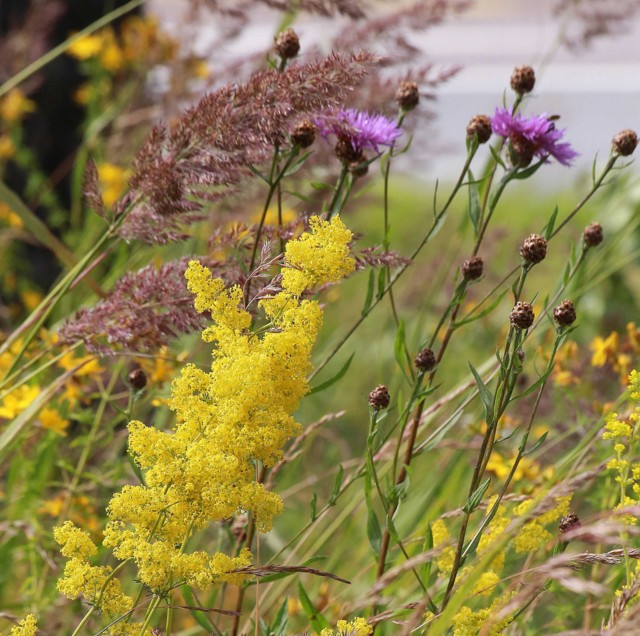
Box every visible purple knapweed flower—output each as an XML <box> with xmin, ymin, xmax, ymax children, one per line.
<box><xmin>490</xmin><ymin>107</ymin><xmax>579</xmax><ymax>167</ymax></box>
<box><xmin>315</xmin><ymin>108</ymin><xmax>402</xmax><ymax>153</ymax></box>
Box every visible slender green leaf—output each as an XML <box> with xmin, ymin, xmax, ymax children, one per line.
<box><xmin>308</xmin><ymin>353</ymin><xmax>354</xmax><ymax>395</ymax></box>
<box><xmin>468</xmin><ymin>362</ymin><xmax>494</xmax><ymax>425</ymax></box>
<box><xmin>328</xmin><ymin>465</ymin><xmax>344</xmax><ymax>505</ymax></box>
<box><xmin>467</xmin><ymin>169</ymin><xmax>481</xmax><ymax>236</ymax></box>
<box><xmin>180</xmin><ymin>586</ymin><xmax>215</xmax><ymax>632</ymax></box>
<box><xmin>463</xmin><ymin>478</ymin><xmax>491</xmax><ymax>514</ymax></box>
<box><xmin>270</xmin><ymin>596</ymin><xmax>289</xmax><ymax>636</ymax></box>
<box><xmin>298</xmin><ymin>582</ymin><xmax>330</xmax><ymax>631</ymax></box>
<box><xmin>362</xmin><ymin>270</ymin><xmax>376</xmax><ymax>317</ymax></box>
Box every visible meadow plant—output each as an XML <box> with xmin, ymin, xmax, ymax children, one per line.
<box><xmin>1</xmin><ymin>3</ymin><xmax>640</xmax><ymax>635</ymax></box>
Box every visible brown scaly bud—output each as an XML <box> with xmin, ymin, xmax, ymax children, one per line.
<box><xmin>275</xmin><ymin>28</ymin><xmax>300</xmax><ymax>60</ymax></box>
<box><xmin>369</xmin><ymin>385</ymin><xmax>390</xmax><ymax>410</ymax></box>
<box><xmin>462</xmin><ymin>256</ymin><xmax>484</xmax><ymax>281</ymax></box>
<box><xmin>510</xmin><ymin>301</ymin><xmax>535</xmax><ymax>330</ymax></box>
<box><xmin>516</xmin><ymin>348</ymin><xmax>525</xmax><ymax>363</ymax></box>
<box><xmin>395</xmin><ymin>81</ymin><xmax>419</xmax><ymax>111</ymax></box>
<box><xmin>553</xmin><ymin>299</ymin><xmax>576</xmax><ymax>327</ymax></box>
<box><xmin>510</xmin><ymin>65</ymin><xmax>536</xmax><ymax>94</ymax></box>
<box><xmin>290</xmin><ymin>120</ymin><xmax>316</xmax><ymax>148</ymax></box>
<box><xmin>520</xmin><ymin>233</ymin><xmax>547</xmax><ymax>264</ymax></box>
<box><xmin>335</xmin><ymin>136</ymin><xmax>362</xmax><ymax>164</ymax></box>
<box><xmin>612</xmin><ymin>129</ymin><xmax>638</xmax><ymax>156</ymax></box>
<box><xmin>466</xmin><ymin>115</ymin><xmax>492</xmax><ymax>144</ymax></box>
<box><xmin>231</xmin><ymin>514</ymin><xmax>249</xmax><ymax>542</ymax></box>
<box><xmin>583</xmin><ymin>222</ymin><xmax>603</xmax><ymax>247</ymax></box>
<box><xmin>559</xmin><ymin>512</ymin><xmax>581</xmax><ymax>535</ymax></box>
<box><xmin>128</xmin><ymin>367</ymin><xmax>147</xmax><ymax>390</ymax></box>
<box><xmin>415</xmin><ymin>347</ymin><xmax>436</xmax><ymax>373</ymax></box>
<box><xmin>349</xmin><ymin>157</ymin><xmax>369</xmax><ymax>178</ymax></box>
<box><xmin>509</xmin><ymin>135</ymin><xmax>534</xmax><ymax>168</ymax></box>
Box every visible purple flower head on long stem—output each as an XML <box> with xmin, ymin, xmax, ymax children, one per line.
<box><xmin>491</xmin><ymin>108</ymin><xmax>579</xmax><ymax>167</ymax></box>
<box><xmin>315</xmin><ymin>108</ymin><xmax>402</xmax><ymax>153</ymax></box>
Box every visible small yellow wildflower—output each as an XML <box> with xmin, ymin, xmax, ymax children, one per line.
<box><xmin>0</xmin><ymin>134</ymin><xmax>16</xmax><ymax>159</ymax></box>
<box><xmin>431</xmin><ymin>519</ymin><xmax>456</xmax><ymax>574</ymax></box>
<box><xmin>0</xmin><ymin>89</ymin><xmax>35</xmax><ymax>123</ymax></box>
<box><xmin>20</xmin><ymin>289</ymin><xmax>42</xmax><ymax>312</ymax></box>
<box><xmin>0</xmin><ymin>384</ymin><xmax>40</xmax><ymax>419</ymax></box>
<box><xmin>320</xmin><ymin>617</ymin><xmax>372</xmax><ymax>636</ymax></box>
<box><xmin>452</xmin><ymin>592</ymin><xmax>515</xmax><ymax>635</ymax></box>
<box><xmin>67</xmin><ymin>33</ymin><xmax>103</xmax><ymax>60</ymax></box>
<box><xmin>58</xmin><ymin>350</ymin><xmax>103</xmax><ymax>376</ymax></box>
<box><xmin>10</xmin><ymin>614</ymin><xmax>37</xmax><ymax>636</ymax></box>
<box><xmin>97</xmin><ymin>163</ymin><xmax>130</xmax><ymax>208</ymax></box>
<box><xmin>591</xmin><ymin>331</ymin><xmax>618</xmax><ymax>367</ymax></box>
<box><xmin>0</xmin><ymin>202</ymin><xmax>23</xmax><ymax>228</ymax></box>
<box><xmin>39</xmin><ymin>407</ymin><xmax>70</xmax><ymax>436</ymax></box>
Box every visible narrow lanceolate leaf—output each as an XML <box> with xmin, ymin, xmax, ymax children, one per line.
<box><xmin>364</xmin><ymin>466</ymin><xmax>382</xmax><ymax>555</ymax></box>
<box><xmin>328</xmin><ymin>464</ymin><xmax>344</xmax><ymax>505</ymax></box>
<box><xmin>468</xmin><ymin>362</ymin><xmax>494</xmax><ymax>425</ymax></box>
<box><xmin>463</xmin><ymin>478</ymin><xmax>491</xmax><ymax>514</ymax></box>
<box><xmin>270</xmin><ymin>596</ymin><xmax>289</xmax><ymax>636</ymax></box>
<box><xmin>308</xmin><ymin>353</ymin><xmax>354</xmax><ymax>395</ymax></box>
<box><xmin>453</xmin><ymin>289</ymin><xmax>508</xmax><ymax>329</ymax></box>
<box><xmin>180</xmin><ymin>586</ymin><xmax>215</xmax><ymax>632</ymax></box>
<box><xmin>467</xmin><ymin>169</ymin><xmax>481</xmax><ymax>236</ymax></box>
<box><xmin>362</xmin><ymin>269</ymin><xmax>376</xmax><ymax>316</ymax></box>
<box><xmin>541</xmin><ymin>206</ymin><xmax>558</xmax><ymax>239</ymax></box>
<box><xmin>298</xmin><ymin>582</ymin><xmax>330</xmax><ymax>632</ymax></box>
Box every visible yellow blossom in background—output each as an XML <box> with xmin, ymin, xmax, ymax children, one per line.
<box><xmin>9</xmin><ymin>614</ymin><xmax>38</xmax><ymax>636</ymax></box>
<box><xmin>591</xmin><ymin>331</ymin><xmax>618</xmax><ymax>367</ymax></box>
<box><xmin>320</xmin><ymin>617</ymin><xmax>372</xmax><ymax>636</ymax></box>
<box><xmin>0</xmin><ymin>202</ymin><xmax>23</xmax><ymax>228</ymax></box>
<box><xmin>512</xmin><ymin>496</ymin><xmax>571</xmax><ymax>553</ymax></box>
<box><xmin>20</xmin><ymin>289</ymin><xmax>42</xmax><ymax>312</ymax></box>
<box><xmin>0</xmin><ymin>384</ymin><xmax>40</xmax><ymax>419</ymax></box>
<box><xmin>431</xmin><ymin>519</ymin><xmax>456</xmax><ymax>574</ymax></box>
<box><xmin>67</xmin><ymin>33</ymin><xmax>103</xmax><ymax>60</ymax></box>
<box><xmin>452</xmin><ymin>592</ymin><xmax>515</xmax><ymax>636</ymax></box>
<box><xmin>0</xmin><ymin>134</ymin><xmax>16</xmax><ymax>159</ymax></box>
<box><xmin>252</xmin><ymin>205</ymin><xmax>298</xmax><ymax>225</ymax></box>
<box><xmin>0</xmin><ymin>89</ymin><xmax>35</xmax><ymax>123</ymax></box>
<box><xmin>58</xmin><ymin>350</ymin><xmax>103</xmax><ymax>376</ymax></box>
<box><xmin>554</xmin><ymin>368</ymin><xmax>578</xmax><ymax>387</ymax></box>
<box><xmin>39</xmin><ymin>407</ymin><xmax>70</xmax><ymax>436</ymax></box>
<box><xmin>97</xmin><ymin>162</ymin><xmax>130</xmax><ymax>208</ymax></box>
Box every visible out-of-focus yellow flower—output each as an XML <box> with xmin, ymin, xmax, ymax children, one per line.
<box><xmin>99</xmin><ymin>29</ymin><xmax>124</xmax><ymax>72</ymax></box>
<box><xmin>0</xmin><ymin>135</ymin><xmax>16</xmax><ymax>159</ymax></box>
<box><xmin>251</xmin><ymin>205</ymin><xmax>297</xmax><ymax>225</ymax></box>
<box><xmin>0</xmin><ymin>89</ymin><xmax>35</xmax><ymax>123</ymax></box>
<box><xmin>10</xmin><ymin>614</ymin><xmax>38</xmax><ymax>636</ymax></box>
<box><xmin>67</xmin><ymin>33</ymin><xmax>104</xmax><ymax>60</ymax></box>
<box><xmin>97</xmin><ymin>162</ymin><xmax>129</xmax><ymax>208</ymax></box>
<box><xmin>0</xmin><ymin>385</ymin><xmax>40</xmax><ymax>419</ymax></box>
<box><xmin>591</xmin><ymin>331</ymin><xmax>618</xmax><ymax>367</ymax></box>
<box><xmin>554</xmin><ymin>369</ymin><xmax>578</xmax><ymax>387</ymax></box>
<box><xmin>0</xmin><ymin>202</ymin><xmax>23</xmax><ymax>228</ymax></box>
<box><xmin>58</xmin><ymin>350</ymin><xmax>103</xmax><ymax>377</ymax></box>
<box><xmin>20</xmin><ymin>289</ymin><xmax>42</xmax><ymax>312</ymax></box>
<box><xmin>39</xmin><ymin>407</ymin><xmax>70</xmax><ymax>436</ymax></box>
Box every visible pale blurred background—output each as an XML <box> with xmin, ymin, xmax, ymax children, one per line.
<box><xmin>147</xmin><ymin>0</ymin><xmax>640</xmax><ymax>185</ymax></box>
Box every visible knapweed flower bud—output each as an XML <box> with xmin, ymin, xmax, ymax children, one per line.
<box><xmin>612</xmin><ymin>129</ymin><xmax>638</xmax><ymax>156</ymax></box>
<box><xmin>553</xmin><ymin>299</ymin><xmax>576</xmax><ymax>326</ymax></box>
<box><xmin>520</xmin><ymin>233</ymin><xmax>547</xmax><ymax>264</ymax></box>
<box><xmin>466</xmin><ymin>115</ymin><xmax>492</xmax><ymax>144</ymax></box>
<box><xmin>559</xmin><ymin>512</ymin><xmax>581</xmax><ymax>535</ymax></box>
<box><xmin>510</xmin><ymin>65</ymin><xmax>536</xmax><ymax>94</ymax></box>
<box><xmin>128</xmin><ymin>368</ymin><xmax>147</xmax><ymax>390</ymax></box>
<box><xmin>369</xmin><ymin>385</ymin><xmax>390</xmax><ymax>410</ymax></box>
<box><xmin>583</xmin><ymin>222</ymin><xmax>603</xmax><ymax>247</ymax></box>
<box><xmin>275</xmin><ymin>28</ymin><xmax>300</xmax><ymax>60</ymax></box>
<box><xmin>415</xmin><ymin>347</ymin><xmax>436</xmax><ymax>373</ymax></box>
<box><xmin>510</xmin><ymin>301</ymin><xmax>534</xmax><ymax>330</ymax></box>
<box><xmin>335</xmin><ymin>136</ymin><xmax>363</xmax><ymax>164</ymax></box>
<box><xmin>516</xmin><ymin>348</ymin><xmax>525</xmax><ymax>363</ymax></box>
<box><xmin>395</xmin><ymin>81</ymin><xmax>419</xmax><ymax>111</ymax></box>
<box><xmin>509</xmin><ymin>135</ymin><xmax>534</xmax><ymax>168</ymax></box>
<box><xmin>462</xmin><ymin>255</ymin><xmax>484</xmax><ymax>281</ymax></box>
<box><xmin>349</xmin><ymin>157</ymin><xmax>369</xmax><ymax>178</ymax></box>
<box><xmin>290</xmin><ymin>120</ymin><xmax>316</xmax><ymax>148</ymax></box>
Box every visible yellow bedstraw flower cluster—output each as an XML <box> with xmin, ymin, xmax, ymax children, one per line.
<box><xmin>319</xmin><ymin>617</ymin><xmax>373</xmax><ymax>636</ymax></box>
<box><xmin>512</xmin><ymin>496</ymin><xmax>571</xmax><ymax>553</ymax></box>
<box><xmin>603</xmin><ymin>370</ymin><xmax>640</xmax><ymax>524</ymax></box>
<box><xmin>55</xmin><ymin>217</ymin><xmax>354</xmax><ymax>612</ymax></box>
<box><xmin>452</xmin><ymin>591</ymin><xmax>515</xmax><ymax>636</ymax></box>
<box><xmin>9</xmin><ymin>615</ymin><xmax>37</xmax><ymax>636</ymax></box>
